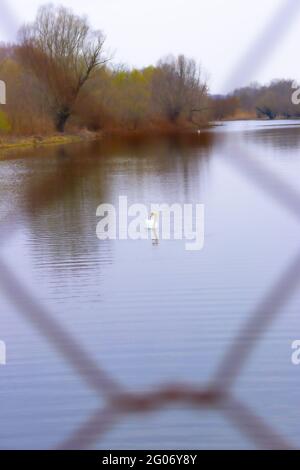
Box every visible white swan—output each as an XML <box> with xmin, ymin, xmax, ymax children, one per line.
<box><xmin>145</xmin><ymin>211</ymin><xmax>158</xmax><ymax>229</ymax></box>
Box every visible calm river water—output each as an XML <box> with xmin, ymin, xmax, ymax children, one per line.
<box><xmin>0</xmin><ymin>121</ymin><xmax>299</xmax><ymax>449</ymax></box>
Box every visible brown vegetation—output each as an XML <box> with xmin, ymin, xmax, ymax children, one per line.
<box><xmin>211</xmin><ymin>80</ymin><xmax>300</xmax><ymax>121</ymax></box>
<box><xmin>1</xmin><ymin>3</ymin><xmax>298</xmax><ymax>140</ymax></box>
<box><xmin>0</xmin><ymin>4</ymin><xmax>209</xmax><ymax>138</ymax></box>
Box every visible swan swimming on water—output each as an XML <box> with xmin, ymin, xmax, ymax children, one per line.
<box><xmin>145</xmin><ymin>211</ymin><xmax>158</xmax><ymax>229</ymax></box>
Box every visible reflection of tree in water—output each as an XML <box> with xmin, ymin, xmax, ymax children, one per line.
<box><xmin>243</xmin><ymin>125</ymin><xmax>300</xmax><ymax>152</ymax></box>
<box><xmin>17</xmin><ymin>133</ymin><xmax>214</xmax><ymax>277</ymax></box>
<box><xmin>94</xmin><ymin>132</ymin><xmax>214</xmax><ymax>203</ymax></box>
<box><xmin>22</xmin><ymin>143</ymin><xmax>114</xmax><ymax>278</ymax></box>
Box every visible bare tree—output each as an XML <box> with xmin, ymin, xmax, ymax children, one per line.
<box><xmin>18</xmin><ymin>5</ymin><xmax>108</xmax><ymax>132</ymax></box>
<box><xmin>151</xmin><ymin>54</ymin><xmax>208</xmax><ymax>125</ymax></box>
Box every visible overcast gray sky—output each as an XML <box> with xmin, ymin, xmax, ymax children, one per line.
<box><xmin>1</xmin><ymin>0</ymin><xmax>300</xmax><ymax>93</ymax></box>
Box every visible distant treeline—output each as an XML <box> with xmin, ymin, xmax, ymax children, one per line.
<box><xmin>1</xmin><ymin>4</ymin><xmax>299</xmax><ymax>137</ymax></box>
<box><xmin>0</xmin><ymin>4</ymin><xmax>210</xmax><ymax>135</ymax></box>
<box><xmin>211</xmin><ymin>80</ymin><xmax>300</xmax><ymax>121</ymax></box>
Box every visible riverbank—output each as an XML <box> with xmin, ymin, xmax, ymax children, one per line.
<box><xmin>221</xmin><ymin>112</ymin><xmax>300</xmax><ymax>122</ymax></box>
<box><xmin>0</xmin><ymin>130</ymin><xmax>102</xmax><ymax>154</ymax></box>
<box><xmin>0</xmin><ymin>125</ymin><xmax>212</xmax><ymax>155</ymax></box>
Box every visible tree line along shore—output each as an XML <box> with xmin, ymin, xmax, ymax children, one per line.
<box><xmin>0</xmin><ymin>4</ymin><xmax>299</xmax><ymax>151</ymax></box>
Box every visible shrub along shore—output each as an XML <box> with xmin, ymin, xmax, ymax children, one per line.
<box><xmin>0</xmin><ymin>5</ymin><xmax>210</xmax><ymax>141</ymax></box>
<box><xmin>1</xmin><ymin>3</ymin><xmax>299</xmax><ymax>149</ymax></box>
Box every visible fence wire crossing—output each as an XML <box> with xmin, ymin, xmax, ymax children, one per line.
<box><xmin>0</xmin><ymin>0</ymin><xmax>299</xmax><ymax>450</ymax></box>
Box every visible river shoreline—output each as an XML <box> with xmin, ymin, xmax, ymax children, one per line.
<box><xmin>0</xmin><ymin>130</ymin><xmax>103</xmax><ymax>154</ymax></box>
<box><xmin>2</xmin><ymin>117</ymin><xmax>298</xmax><ymax>155</ymax></box>
<box><xmin>0</xmin><ymin>125</ymin><xmax>213</xmax><ymax>155</ymax></box>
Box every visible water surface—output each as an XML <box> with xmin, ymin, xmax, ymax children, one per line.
<box><xmin>0</xmin><ymin>121</ymin><xmax>299</xmax><ymax>449</ymax></box>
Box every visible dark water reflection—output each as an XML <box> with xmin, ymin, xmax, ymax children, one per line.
<box><xmin>0</xmin><ymin>122</ymin><xmax>299</xmax><ymax>449</ymax></box>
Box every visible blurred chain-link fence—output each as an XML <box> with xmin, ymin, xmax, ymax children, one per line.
<box><xmin>0</xmin><ymin>0</ymin><xmax>299</xmax><ymax>450</ymax></box>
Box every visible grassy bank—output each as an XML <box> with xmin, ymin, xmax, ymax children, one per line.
<box><xmin>0</xmin><ymin>123</ymin><xmax>212</xmax><ymax>155</ymax></box>
<box><xmin>0</xmin><ymin>130</ymin><xmax>102</xmax><ymax>153</ymax></box>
